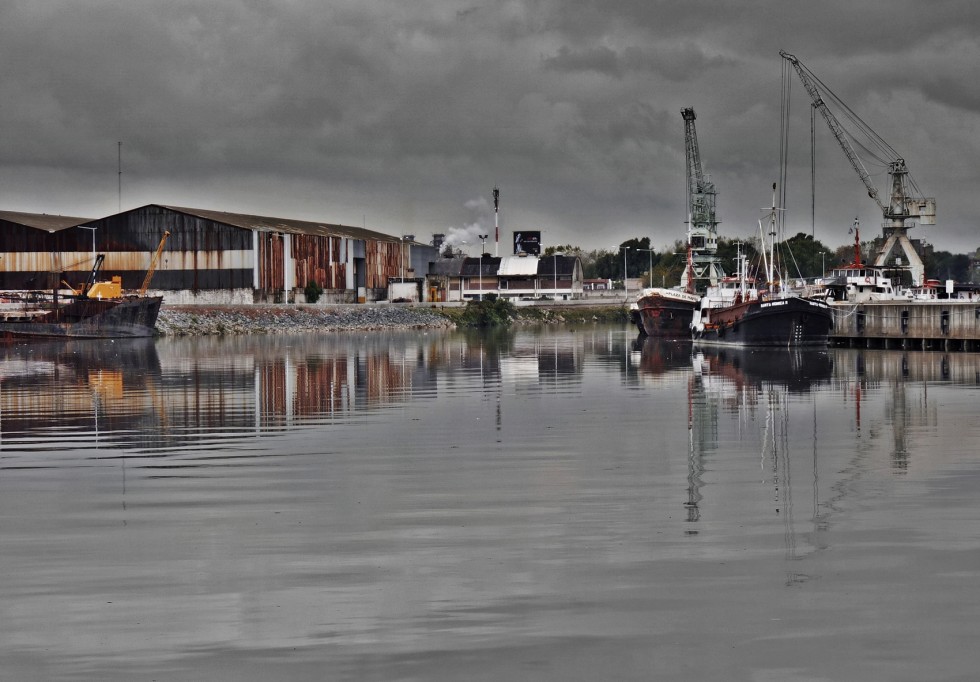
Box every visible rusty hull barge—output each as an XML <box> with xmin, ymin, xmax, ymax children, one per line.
<box><xmin>0</xmin><ymin>295</ymin><xmax>163</xmax><ymax>339</ymax></box>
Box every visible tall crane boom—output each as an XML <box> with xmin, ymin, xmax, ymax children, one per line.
<box><xmin>779</xmin><ymin>51</ymin><xmax>936</xmax><ymax>285</ymax></box>
<box><xmin>682</xmin><ymin>107</ymin><xmax>704</xmax><ymax>202</ymax></box>
<box><xmin>780</xmin><ymin>51</ymin><xmax>884</xmax><ymax>213</ymax></box>
<box><xmin>682</xmin><ymin>107</ymin><xmax>717</xmax><ymax>232</ymax></box>
<box><xmin>679</xmin><ymin>107</ymin><xmax>724</xmax><ymax>293</ymax></box>
<box><xmin>139</xmin><ymin>231</ymin><xmax>170</xmax><ymax>296</ymax></box>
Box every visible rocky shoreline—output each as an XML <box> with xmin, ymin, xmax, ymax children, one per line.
<box><xmin>154</xmin><ymin>302</ymin><xmax>629</xmax><ymax>336</ymax></box>
<box><xmin>155</xmin><ymin>304</ymin><xmax>455</xmax><ymax>336</ymax></box>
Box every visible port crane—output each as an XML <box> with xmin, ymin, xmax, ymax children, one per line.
<box><xmin>139</xmin><ymin>231</ymin><xmax>171</xmax><ymax>296</ymax></box>
<box><xmin>780</xmin><ymin>51</ymin><xmax>936</xmax><ymax>285</ymax></box>
<box><xmin>681</xmin><ymin>107</ymin><xmax>725</xmax><ymax>292</ymax></box>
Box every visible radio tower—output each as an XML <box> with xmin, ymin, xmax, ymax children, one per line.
<box><xmin>493</xmin><ymin>186</ymin><xmax>500</xmax><ymax>256</ymax></box>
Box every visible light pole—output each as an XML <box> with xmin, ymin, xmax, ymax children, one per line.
<box><xmin>620</xmin><ymin>245</ymin><xmax>630</xmax><ymax>302</ymax></box>
<box><xmin>821</xmin><ymin>251</ymin><xmax>827</xmax><ymax>278</ymax></box>
<box><xmin>554</xmin><ymin>253</ymin><xmax>558</xmax><ymax>299</ymax></box>
<box><xmin>78</xmin><ymin>226</ymin><xmax>97</xmax><ymax>259</ymax></box>
<box><xmin>637</xmin><ymin>248</ymin><xmax>654</xmax><ymax>288</ymax></box>
<box><xmin>479</xmin><ymin>234</ymin><xmax>488</xmax><ymax>301</ymax></box>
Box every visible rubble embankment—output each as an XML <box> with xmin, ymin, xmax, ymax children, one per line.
<box><xmin>155</xmin><ymin>304</ymin><xmax>456</xmax><ymax>336</ymax></box>
<box><xmin>155</xmin><ymin>302</ymin><xmax>630</xmax><ymax>336</ymax></box>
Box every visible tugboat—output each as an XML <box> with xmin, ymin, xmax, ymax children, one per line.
<box><xmin>690</xmin><ymin>185</ymin><xmax>833</xmax><ymax>347</ymax></box>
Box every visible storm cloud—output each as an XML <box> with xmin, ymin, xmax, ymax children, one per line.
<box><xmin>2</xmin><ymin>0</ymin><xmax>979</xmax><ymax>254</ymax></box>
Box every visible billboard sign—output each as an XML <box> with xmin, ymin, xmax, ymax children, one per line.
<box><xmin>513</xmin><ymin>231</ymin><xmax>541</xmax><ymax>255</ymax></box>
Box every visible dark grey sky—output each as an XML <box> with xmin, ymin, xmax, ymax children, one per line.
<box><xmin>2</xmin><ymin>1</ymin><xmax>978</xmax><ymax>255</ymax></box>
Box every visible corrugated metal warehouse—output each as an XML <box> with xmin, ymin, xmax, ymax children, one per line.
<box><xmin>0</xmin><ymin>210</ymin><xmax>93</xmax><ymax>290</ymax></box>
<box><xmin>2</xmin><ymin>205</ymin><xmax>429</xmax><ymax>304</ymax></box>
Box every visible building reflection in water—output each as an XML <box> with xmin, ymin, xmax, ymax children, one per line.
<box><xmin>3</xmin><ymin>332</ymin><xmax>980</xmax><ymax>462</ymax></box>
<box><xmin>0</xmin><ymin>329</ymin><xmax>613</xmax><ymax>453</ymax></box>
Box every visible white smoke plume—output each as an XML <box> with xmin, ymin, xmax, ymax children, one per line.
<box><xmin>443</xmin><ymin>196</ymin><xmax>494</xmax><ymax>253</ymax></box>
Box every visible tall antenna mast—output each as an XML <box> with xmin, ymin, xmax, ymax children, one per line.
<box><xmin>492</xmin><ymin>186</ymin><xmax>500</xmax><ymax>257</ymax></box>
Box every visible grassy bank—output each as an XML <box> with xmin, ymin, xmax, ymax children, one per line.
<box><xmin>431</xmin><ymin>300</ymin><xmax>630</xmax><ymax>327</ymax></box>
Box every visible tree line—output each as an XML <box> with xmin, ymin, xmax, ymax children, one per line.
<box><xmin>541</xmin><ymin>234</ymin><xmax>977</xmax><ymax>287</ymax></box>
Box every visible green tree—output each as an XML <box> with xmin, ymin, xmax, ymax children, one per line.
<box><xmin>923</xmin><ymin>251</ymin><xmax>971</xmax><ymax>283</ymax></box>
<box><xmin>781</xmin><ymin>232</ymin><xmax>834</xmax><ymax>278</ymax></box>
<box><xmin>715</xmin><ymin>237</ymin><xmax>759</xmax><ymax>276</ymax></box>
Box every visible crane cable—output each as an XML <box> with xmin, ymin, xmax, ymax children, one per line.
<box><xmin>795</xmin><ymin>59</ymin><xmax>927</xmax><ymax>201</ymax></box>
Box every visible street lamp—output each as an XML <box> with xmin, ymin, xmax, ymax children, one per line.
<box><xmin>620</xmin><ymin>245</ymin><xmax>631</xmax><ymax>302</ymax></box>
<box><xmin>553</xmin><ymin>250</ymin><xmax>563</xmax><ymax>300</ymax></box>
<box><xmin>637</xmin><ymin>248</ymin><xmax>655</xmax><ymax>288</ymax></box>
<box><xmin>478</xmin><ymin>234</ymin><xmax>488</xmax><ymax>301</ymax></box>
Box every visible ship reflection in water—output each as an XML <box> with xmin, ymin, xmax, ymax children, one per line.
<box><xmin>4</xmin><ymin>328</ymin><xmax>980</xmax><ymax>680</ymax></box>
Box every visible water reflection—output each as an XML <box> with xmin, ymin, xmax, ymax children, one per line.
<box><xmin>4</xmin><ymin>329</ymin><xmax>980</xmax><ymax>679</ymax></box>
<box><xmin>4</xmin><ymin>334</ymin><xmax>979</xmax><ymax>458</ymax></box>
<box><xmin>1</xmin><ymin>330</ymin><xmax>637</xmax><ymax>455</ymax></box>
<box><xmin>0</xmin><ymin>339</ymin><xmax>162</xmax><ymax>449</ymax></box>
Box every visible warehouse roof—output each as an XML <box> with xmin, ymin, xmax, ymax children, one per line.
<box><xmin>497</xmin><ymin>255</ymin><xmax>540</xmax><ymax>276</ymax></box>
<box><xmin>155</xmin><ymin>205</ymin><xmax>402</xmax><ymax>242</ymax></box>
<box><xmin>460</xmin><ymin>256</ymin><xmax>502</xmax><ymax>277</ymax></box>
<box><xmin>0</xmin><ymin>210</ymin><xmax>92</xmax><ymax>232</ymax></box>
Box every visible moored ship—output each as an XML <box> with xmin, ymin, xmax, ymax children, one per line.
<box><xmin>633</xmin><ymin>107</ymin><xmax>725</xmax><ymax>338</ymax></box>
<box><xmin>0</xmin><ymin>234</ymin><xmax>168</xmax><ymax>340</ymax></box>
<box><xmin>634</xmin><ymin>286</ymin><xmax>701</xmax><ymax>338</ymax></box>
<box><xmin>691</xmin><ymin>291</ymin><xmax>833</xmax><ymax>347</ymax></box>
<box><xmin>691</xmin><ymin>185</ymin><xmax>834</xmax><ymax>348</ymax></box>
<box><xmin>0</xmin><ymin>292</ymin><xmax>162</xmax><ymax>339</ymax></box>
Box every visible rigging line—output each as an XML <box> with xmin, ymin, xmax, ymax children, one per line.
<box><xmin>779</xmin><ymin>59</ymin><xmax>792</xmax><ymax>235</ymax></box>
<box><xmin>811</xmin><ymin>103</ymin><xmax>816</xmax><ymax>239</ymax></box>
<box><xmin>800</xmin><ymin>61</ymin><xmax>900</xmax><ymax>159</ymax></box>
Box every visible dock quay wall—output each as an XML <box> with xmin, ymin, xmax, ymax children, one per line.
<box><xmin>831</xmin><ymin>301</ymin><xmax>980</xmax><ymax>351</ymax></box>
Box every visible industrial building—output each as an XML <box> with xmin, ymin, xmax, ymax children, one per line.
<box><xmin>441</xmin><ymin>254</ymin><xmax>584</xmax><ymax>301</ymax></box>
<box><xmin>0</xmin><ymin>210</ymin><xmax>93</xmax><ymax>290</ymax></box>
<box><xmin>2</xmin><ymin>205</ymin><xmax>583</xmax><ymax>304</ymax></box>
<box><xmin>1</xmin><ymin>205</ymin><xmax>440</xmax><ymax>304</ymax></box>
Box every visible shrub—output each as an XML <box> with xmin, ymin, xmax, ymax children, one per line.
<box><xmin>304</xmin><ymin>280</ymin><xmax>324</xmax><ymax>304</ymax></box>
<box><xmin>459</xmin><ymin>296</ymin><xmax>516</xmax><ymax>327</ymax></box>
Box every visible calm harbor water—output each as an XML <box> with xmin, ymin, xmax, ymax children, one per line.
<box><xmin>2</xmin><ymin>326</ymin><xmax>980</xmax><ymax>681</ymax></box>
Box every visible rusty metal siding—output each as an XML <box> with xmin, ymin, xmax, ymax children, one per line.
<box><xmin>291</xmin><ymin>234</ymin><xmax>347</xmax><ymax>290</ymax></box>
<box><xmin>74</xmin><ymin>207</ymin><xmax>256</xmax><ymax>291</ymax></box>
<box><xmin>257</xmin><ymin>232</ymin><xmax>285</xmax><ymax>291</ymax></box>
<box><xmin>2</xmin><ymin>205</ymin><xmax>404</xmax><ymax>298</ymax></box>
<box><xmin>365</xmin><ymin>241</ymin><xmax>401</xmax><ymax>289</ymax></box>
